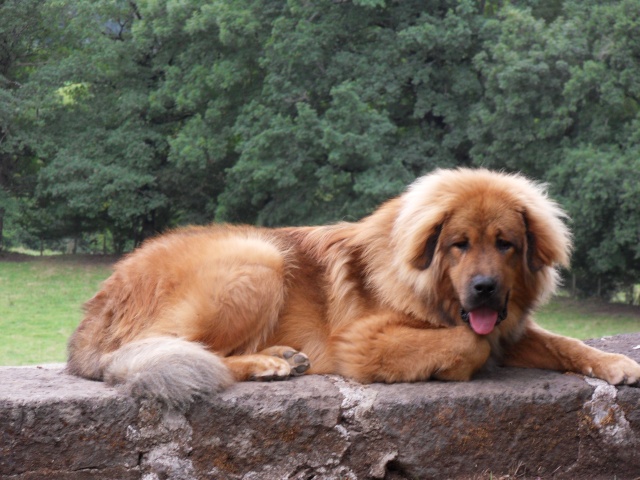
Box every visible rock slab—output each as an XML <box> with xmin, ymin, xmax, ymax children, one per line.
<box><xmin>1</xmin><ymin>334</ymin><xmax>640</xmax><ymax>479</ymax></box>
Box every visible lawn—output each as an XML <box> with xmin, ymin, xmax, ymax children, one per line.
<box><xmin>1</xmin><ymin>255</ymin><xmax>639</xmax><ymax>366</ymax></box>
<box><xmin>0</xmin><ymin>254</ymin><xmax>113</xmax><ymax>366</ymax></box>
<box><xmin>536</xmin><ymin>296</ymin><xmax>640</xmax><ymax>339</ymax></box>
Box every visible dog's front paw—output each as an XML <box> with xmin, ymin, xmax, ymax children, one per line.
<box><xmin>589</xmin><ymin>353</ymin><xmax>640</xmax><ymax>385</ymax></box>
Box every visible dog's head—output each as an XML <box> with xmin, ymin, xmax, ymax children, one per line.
<box><xmin>391</xmin><ymin>168</ymin><xmax>571</xmax><ymax>334</ymax></box>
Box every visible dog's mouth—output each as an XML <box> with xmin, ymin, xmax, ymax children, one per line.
<box><xmin>460</xmin><ymin>291</ymin><xmax>509</xmax><ymax>335</ymax></box>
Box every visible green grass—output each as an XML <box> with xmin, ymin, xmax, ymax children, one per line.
<box><xmin>0</xmin><ymin>257</ymin><xmax>112</xmax><ymax>365</ymax></box>
<box><xmin>0</xmin><ymin>257</ymin><xmax>639</xmax><ymax>366</ymax></box>
<box><xmin>536</xmin><ymin>297</ymin><xmax>640</xmax><ymax>339</ymax></box>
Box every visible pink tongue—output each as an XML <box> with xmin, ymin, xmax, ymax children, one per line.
<box><xmin>468</xmin><ymin>307</ymin><xmax>499</xmax><ymax>335</ymax></box>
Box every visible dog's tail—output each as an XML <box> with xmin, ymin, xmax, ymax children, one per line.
<box><xmin>99</xmin><ymin>337</ymin><xmax>234</xmax><ymax>409</ymax></box>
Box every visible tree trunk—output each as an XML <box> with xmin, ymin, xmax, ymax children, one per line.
<box><xmin>0</xmin><ymin>207</ymin><xmax>5</xmax><ymax>252</ymax></box>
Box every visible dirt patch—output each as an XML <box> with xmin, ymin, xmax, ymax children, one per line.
<box><xmin>0</xmin><ymin>251</ymin><xmax>120</xmax><ymax>265</ymax></box>
<box><xmin>0</xmin><ymin>251</ymin><xmax>39</xmax><ymax>262</ymax></box>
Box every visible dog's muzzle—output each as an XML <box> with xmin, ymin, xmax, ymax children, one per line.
<box><xmin>460</xmin><ymin>291</ymin><xmax>510</xmax><ymax>335</ymax></box>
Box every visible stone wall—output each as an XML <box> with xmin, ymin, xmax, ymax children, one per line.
<box><xmin>1</xmin><ymin>334</ymin><xmax>640</xmax><ymax>479</ymax></box>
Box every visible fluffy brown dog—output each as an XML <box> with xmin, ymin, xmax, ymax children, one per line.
<box><xmin>67</xmin><ymin>168</ymin><xmax>640</xmax><ymax>407</ymax></box>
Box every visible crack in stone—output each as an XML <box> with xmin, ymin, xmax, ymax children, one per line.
<box><xmin>330</xmin><ymin>375</ymin><xmax>378</xmax><ymax>431</ymax></box>
<box><xmin>128</xmin><ymin>405</ymin><xmax>195</xmax><ymax>480</ymax></box>
<box><xmin>329</xmin><ymin>376</ymin><xmax>401</xmax><ymax>479</ymax></box>
<box><xmin>583</xmin><ymin>377</ymin><xmax>634</xmax><ymax>445</ymax></box>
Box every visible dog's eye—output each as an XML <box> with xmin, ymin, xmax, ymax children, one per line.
<box><xmin>496</xmin><ymin>239</ymin><xmax>513</xmax><ymax>252</ymax></box>
<box><xmin>452</xmin><ymin>240</ymin><xmax>469</xmax><ymax>251</ymax></box>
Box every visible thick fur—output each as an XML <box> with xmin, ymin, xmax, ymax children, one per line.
<box><xmin>67</xmin><ymin>168</ymin><xmax>640</xmax><ymax>407</ymax></box>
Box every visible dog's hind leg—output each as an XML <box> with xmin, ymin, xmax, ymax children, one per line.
<box><xmin>223</xmin><ymin>346</ymin><xmax>311</xmax><ymax>381</ymax></box>
<box><xmin>150</xmin><ymin>236</ymin><xmax>289</xmax><ymax>351</ymax></box>
<box><xmin>150</xmin><ymin>235</ymin><xmax>314</xmax><ymax>382</ymax></box>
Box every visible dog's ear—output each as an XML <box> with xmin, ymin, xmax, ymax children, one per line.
<box><xmin>522</xmin><ymin>209</ymin><xmax>571</xmax><ymax>273</ymax></box>
<box><xmin>412</xmin><ymin>223</ymin><xmax>443</xmax><ymax>270</ymax></box>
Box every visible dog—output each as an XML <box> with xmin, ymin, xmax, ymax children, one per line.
<box><xmin>67</xmin><ymin>168</ymin><xmax>640</xmax><ymax>408</ymax></box>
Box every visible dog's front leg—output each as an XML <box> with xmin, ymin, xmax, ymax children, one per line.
<box><xmin>332</xmin><ymin>314</ymin><xmax>491</xmax><ymax>383</ymax></box>
<box><xmin>503</xmin><ymin>322</ymin><xmax>640</xmax><ymax>385</ymax></box>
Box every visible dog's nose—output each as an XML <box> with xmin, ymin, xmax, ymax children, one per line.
<box><xmin>471</xmin><ymin>275</ymin><xmax>497</xmax><ymax>298</ymax></box>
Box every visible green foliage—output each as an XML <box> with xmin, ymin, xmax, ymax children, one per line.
<box><xmin>0</xmin><ymin>0</ymin><xmax>638</xmax><ymax>297</ymax></box>
<box><xmin>552</xmin><ymin>149</ymin><xmax>640</xmax><ymax>297</ymax></box>
<box><xmin>0</xmin><ymin>0</ymin><xmax>70</xmax><ymax>251</ymax></box>
<box><xmin>219</xmin><ymin>0</ymin><xmax>485</xmax><ymax>224</ymax></box>
<box><xmin>470</xmin><ymin>6</ymin><xmax>573</xmax><ymax>176</ymax></box>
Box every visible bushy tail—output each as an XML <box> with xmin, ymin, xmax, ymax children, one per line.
<box><xmin>101</xmin><ymin>337</ymin><xmax>234</xmax><ymax>410</ymax></box>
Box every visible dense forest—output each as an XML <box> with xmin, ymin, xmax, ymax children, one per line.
<box><xmin>1</xmin><ymin>0</ymin><xmax>639</xmax><ymax>300</ymax></box>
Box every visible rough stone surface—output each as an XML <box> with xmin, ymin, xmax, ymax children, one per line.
<box><xmin>1</xmin><ymin>333</ymin><xmax>640</xmax><ymax>479</ymax></box>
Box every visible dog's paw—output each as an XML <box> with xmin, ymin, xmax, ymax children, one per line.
<box><xmin>278</xmin><ymin>348</ymin><xmax>311</xmax><ymax>376</ymax></box>
<box><xmin>589</xmin><ymin>353</ymin><xmax>640</xmax><ymax>386</ymax></box>
<box><xmin>261</xmin><ymin>345</ymin><xmax>310</xmax><ymax>376</ymax></box>
<box><xmin>247</xmin><ymin>346</ymin><xmax>311</xmax><ymax>381</ymax></box>
<box><xmin>248</xmin><ymin>356</ymin><xmax>295</xmax><ymax>381</ymax></box>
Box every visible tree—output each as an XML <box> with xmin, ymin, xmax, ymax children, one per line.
<box><xmin>552</xmin><ymin>149</ymin><xmax>640</xmax><ymax>299</ymax></box>
<box><xmin>547</xmin><ymin>0</ymin><xmax>640</xmax><ymax>299</ymax></box>
<box><xmin>32</xmin><ymin>1</ymin><xmax>180</xmax><ymax>249</ymax></box>
<box><xmin>468</xmin><ymin>6</ymin><xmax>578</xmax><ymax>177</ymax></box>
<box><xmin>216</xmin><ymin>0</ymin><xmax>487</xmax><ymax>225</ymax></box>
<box><xmin>0</xmin><ymin>0</ymin><xmax>61</xmax><ymax>250</ymax></box>
<box><xmin>2</xmin><ymin>0</ymin><xmax>638</xmax><ymax>299</ymax></box>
